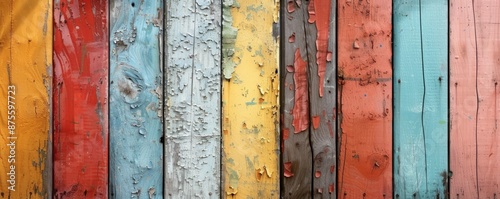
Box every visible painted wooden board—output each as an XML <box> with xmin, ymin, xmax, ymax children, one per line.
<box><xmin>450</xmin><ymin>0</ymin><xmax>500</xmax><ymax>198</ymax></box>
<box><xmin>337</xmin><ymin>0</ymin><xmax>393</xmax><ymax>198</ymax></box>
<box><xmin>282</xmin><ymin>0</ymin><xmax>336</xmax><ymax>198</ymax></box>
<box><xmin>53</xmin><ymin>0</ymin><xmax>108</xmax><ymax>198</ymax></box>
<box><xmin>221</xmin><ymin>0</ymin><xmax>280</xmax><ymax>197</ymax></box>
<box><xmin>0</xmin><ymin>1</ymin><xmax>52</xmax><ymax>198</ymax></box>
<box><xmin>393</xmin><ymin>0</ymin><xmax>448</xmax><ymax>198</ymax></box>
<box><xmin>164</xmin><ymin>0</ymin><xmax>221</xmax><ymax>198</ymax></box>
<box><xmin>109</xmin><ymin>0</ymin><xmax>163</xmax><ymax>198</ymax></box>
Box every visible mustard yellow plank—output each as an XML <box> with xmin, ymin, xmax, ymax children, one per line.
<box><xmin>222</xmin><ymin>0</ymin><xmax>280</xmax><ymax>197</ymax></box>
<box><xmin>0</xmin><ymin>1</ymin><xmax>52</xmax><ymax>198</ymax></box>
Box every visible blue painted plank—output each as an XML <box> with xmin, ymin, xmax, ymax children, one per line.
<box><xmin>109</xmin><ymin>0</ymin><xmax>164</xmax><ymax>198</ymax></box>
<box><xmin>393</xmin><ymin>0</ymin><xmax>448</xmax><ymax>198</ymax></box>
<box><xmin>164</xmin><ymin>0</ymin><xmax>221</xmax><ymax>197</ymax></box>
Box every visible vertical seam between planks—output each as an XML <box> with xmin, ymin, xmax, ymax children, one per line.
<box><xmin>471</xmin><ymin>0</ymin><xmax>480</xmax><ymax>197</ymax></box>
<box><xmin>161</xmin><ymin>0</ymin><xmax>166</xmax><ymax>194</ymax></box>
<box><xmin>418</xmin><ymin>0</ymin><xmax>429</xmax><ymax>193</ymax></box>
<box><xmin>447</xmin><ymin>0</ymin><xmax>451</xmax><ymax>196</ymax></box>
<box><xmin>279</xmin><ymin>0</ymin><xmax>285</xmax><ymax>197</ymax></box>
<box><xmin>301</xmin><ymin>6</ymin><xmax>314</xmax><ymax>197</ymax></box>
<box><xmin>219</xmin><ymin>1</ymin><xmax>223</xmax><ymax>197</ymax></box>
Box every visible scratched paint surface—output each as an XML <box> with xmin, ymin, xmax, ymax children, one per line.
<box><xmin>393</xmin><ymin>0</ymin><xmax>448</xmax><ymax>198</ymax></box>
<box><xmin>337</xmin><ymin>0</ymin><xmax>393</xmax><ymax>198</ymax></box>
<box><xmin>0</xmin><ymin>1</ymin><xmax>52</xmax><ymax>198</ymax></box>
<box><xmin>450</xmin><ymin>0</ymin><xmax>500</xmax><ymax>198</ymax></box>
<box><xmin>282</xmin><ymin>0</ymin><xmax>336</xmax><ymax>198</ymax></box>
<box><xmin>164</xmin><ymin>0</ymin><xmax>221</xmax><ymax>198</ymax></box>
<box><xmin>109</xmin><ymin>0</ymin><xmax>163</xmax><ymax>198</ymax></box>
<box><xmin>53</xmin><ymin>0</ymin><xmax>108</xmax><ymax>198</ymax></box>
<box><xmin>222</xmin><ymin>0</ymin><xmax>280</xmax><ymax>197</ymax></box>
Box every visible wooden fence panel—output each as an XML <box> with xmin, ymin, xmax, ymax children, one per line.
<box><xmin>393</xmin><ymin>0</ymin><xmax>448</xmax><ymax>198</ymax></box>
<box><xmin>221</xmin><ymin>0</ymin><xmax>280</xmax><ymax>197</ymax></box>
<box><xmin>164</xmin><ymin>0</ymin><xmax>221</xmax><ymax>197</ymax></box>
<box><xmin>109</xmin><ymin>0</ymin><xmax>164</xmax><ymax>198</ymax></box>
<box><xmin>337</xmin><ymin>0</ymin><xmax>393</xmax><ymax>198</ymax></box>
<box><xmin>0</xmin><ymin>1</ymin><xmax>52</xmax><ymax>198</ymax></box>
<box><xmin>450</xmin><ymin>0</ymin><xmax>500</xmax><ymax>198</ymax></box>
<box><xmin>53</xmin><ymin>0</ymin><xmax>109</xmax><ymax>198</ymax></box>
<box><xmin>282</xmin><ymin>0</ymin><xmax>336</xmax><ymax>198</ymax></box>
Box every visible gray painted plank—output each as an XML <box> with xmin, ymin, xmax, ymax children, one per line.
<box><xmin>164</xmin><ymin>0</ymin><xmax>221</xmax><ymax>198</ymax></box>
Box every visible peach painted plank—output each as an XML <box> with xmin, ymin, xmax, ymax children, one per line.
<box><xmin>53</xmin><ymin>0</ymin><xmax>109</xmax><ymax>198</ymax></box>
<box><xmin>337</xmin><ymin>0</ymin><xmax>393</xmax><ymax>198</ymax></box>
<box><xmin>0</xmin><ymin>1</ymin><xmax>53</xmax><ymax>198</ymax></box>
<box><xmin>450</xmin><ymin>0</ymin><xmax>500</xmax><ymax>198</ymax></box>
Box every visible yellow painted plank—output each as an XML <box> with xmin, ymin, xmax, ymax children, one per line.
<box><xmin>222</xmin><ymin>0</ymin><xmax>280</xmax><ymax>198</ymax></box>
<box><xmin>0</xmin><ymin>1</ymin><xmax>52</xmax><ymax>198</ymax></box>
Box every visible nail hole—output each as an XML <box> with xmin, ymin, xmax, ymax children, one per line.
<box><xmin>131</xmin><ymin>2</ymin><xmax>135</xmax><ymax>7</ymax></box>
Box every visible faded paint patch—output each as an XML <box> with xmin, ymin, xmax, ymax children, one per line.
<box><xmin>292</xmin><ymin>49</ymin><xmax>309</xmax><ymax>133</ymax></box>
<box><xmin>222</xmin><ymin>0</ymin><xmax>239</xmax><ymax>79</ymax></box>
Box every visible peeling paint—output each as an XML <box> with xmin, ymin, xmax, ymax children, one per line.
<box><xmin>222</xmin><ymin>0</ymin><xmax>239</xmax><ymax>79</ymax></box>
<box><xmin>292</xmin><ymin>49</ymin><xmax>309</xmax><ymax>133</ymax></box>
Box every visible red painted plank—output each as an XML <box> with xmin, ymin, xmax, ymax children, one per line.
<box><xmin>53</xmin><ymin>0</ymin><xmax>108</xmax><ymax>198</ymax></box>
<box><xmin>450</xmin><ymin>0</ymin><xmax>500</xmax><ymax>198</ymax></box>
<box><xmin>337</xmin><ymin>0</ymin><xmax>393</xmax><ymax>198</ymax></box>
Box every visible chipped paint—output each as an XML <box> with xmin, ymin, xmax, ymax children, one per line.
<box><xmin>292</xmin><ymin>49</ymin><xmax>309</xmax><ymax>133</ymax></box>
<box><xmin>222</xmin><ymin>0</ymin><xmax>280</xmax><ymax>197</ymax></box>
<box><xmin>53</xmin><ymin>0</ymin><xmax>109</xmax><ymax>197</ymax></box>
<box><xmin>0</xmin><ymin>0</ymin><xmax>52</xmax><ymax>198</ymax></box>
<box><xmin>164</xmin><ymin>0</ymin><xmax>221</xmax><ymax>197</ymax></box>
<box><xmin>109</xmin><ymin>0</ymin><xmax>163</xmax><ymax>198</ymax></box>
<box><xmin>222</xmin><ymin>0</ymin><xmax>239</xmax><ymax>79</ymax></box>
<box><xmin>337</xmin><ymin>0</ymin><xmax>393</xmax><ymax>197</ymax></box>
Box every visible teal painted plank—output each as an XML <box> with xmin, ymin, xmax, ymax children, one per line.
<box><xmin>164</xmin><ymin>0</ymin><xmax>221</xmax><ymax>198</ymax></box>
<box><xmin>393</xmin><ymin>0</ymin><xmax>448</xmax><ymax>198</ymax></box>
<box><xmin>109</xmin><ymin>0</ymin><xmax>163</xmax><ymax>198</ymax></box>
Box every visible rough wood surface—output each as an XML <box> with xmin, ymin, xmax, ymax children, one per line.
<box><xmin>282</xmin><ymin>0</ymin><xmax>336</xmax><ymax>198</ymax></box>
<box><xmin>53</xmin><ymin>0</ymin><xmax>108</xmax><ymax>198</ymax></box>
<box><xmin>337</xmin><ymin>0</ymin><xmax>393</xmax><ymax>198</ymax></box>
<box><xmin>164</xmin><ymin>0</ymin><xmax>221</xmax><ymax>198</ymax></box>
<box><xmin>109</xmin><ymin>0</ymin><xmax>163</xmax><ymax>198</ymax></box>
<box><xmin>450</xmin><ymin>0</ymin><xmax>500</xmax><ymax>198</ymax></box>
<box><xmin>393</xmin><ymin>0</ymin><xmax>448</xmax><ymax>198</ymax></box>
<box><xmin>0</xmin><ymin>1</ymin><xmax>52</xmax><ymax>198</ymax></box>
<box><xmin>221</xmin><ymin>0</ymin><xmax>280</xmax><ymax>197</ymax></box>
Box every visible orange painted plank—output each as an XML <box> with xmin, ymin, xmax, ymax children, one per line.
<box><xmin>337</xmin><ymin>0</ymin><xmax>392</xmax><ymax>198</ymax></box>
<box><xmin>0</xmin><ymin>1</ymin><xmax>52</xmax><ymax>198</ymax></box>
<box><xmin>450</xmin><ymin>0</ymin><xmax>500</xmax><ymax>198</ymax></box>
<box><xmin>53</xmin><ymin>0</ymin><xmax>108</xmax><ymax>198</ymax></box>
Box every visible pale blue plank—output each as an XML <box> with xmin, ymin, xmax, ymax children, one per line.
<box><xmin>393</xmin><ymin>0</ymin><xmax>448</xmax><ymax>198</ymax></box>
<box><xmin>164</xmin><ymin>0</ymin><xmax>221</xmax><ymax>197</ymax></box>
<box><xmin>109</xmin><ymin>0</ymin><xmax>163</xmax><ymax>198</ymax></box>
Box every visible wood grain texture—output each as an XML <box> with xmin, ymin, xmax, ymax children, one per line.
<box><xmin>164</xmin><ymin>0</ymin><xmax>221</xmax><ymax>198</ymax></box>
<box><xmin>53</xmin><ymin>0</ymin><xmax>108</xmax><ymax>198</ymax></box>
<box><xmin>450</xmin><ymin>0</ymin><xmax>500</xmax><ymax>198</ymax></box>
<box><xmin>221</xmin><ymin>0</ymin><xmax>280</xmax><ymax>197</ymax></box>
<box><xmin>337</xmin><ymin>0</ymin><xmax>393</xmax><ymax>198</ymax></box>
<box><xmin>282</xmin><ymin>0</ymin><xmax>336</xmax><ymax>198</ymax></box>
<box><xmin>393</xmin><ymin>0</ymin><xmax>448</xmax><ymax>198</ymax></box>
<box><xmin>0</xmin><ymin>1</ymin><xmax>52</xmax><ymax>198</ymax></box>
<box><xmin>109</xmin><ymin>0</ymin><xmax>163</xmax><ymax>198</ymax></box>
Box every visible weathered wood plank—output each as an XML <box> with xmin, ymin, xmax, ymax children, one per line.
<box><xmin>450</xmin><ymin>0</ymin><xmax>500</xmax><ymax>198</ymax></box>
<box><xmin>282</xmin><ymin>0</ymin><xmax>336</xmax><ymax>198</ymax></box>
<box><xmin>221</xmin><ymin>0</ymin><xmax>280</xmax><ymax>197</ymax></box>
<box><xmin>164</xmin><ymin>0</ymin><xmax>221</xmax><ymax>197</ymax></box>
<box><xmin>303</xmin><ymin>0</ymin><xmax>337</xmax><ymax>197</ymax></box>
<box><xmin>337</xmin><ymin>0</ymin><xmax>393</xmax><ymax>198</ymax></box>
<box><xmin>109</xmin><ymin>0</ymin><xmax>163</xmax><ymax>198</ymax></box>
<box><xmin>53</xmin><ymin>0</ymin><xmax>108</xmax><ymax>198</ymax></box>
<box><xmin>393</xmin><ymin>0</ymin><xmax>448</xmax><ymax>198</ymax></box>
<box><xmin>0</xmin><ymin>1</ymin><xmax>52</xmax><ymax>198</ymax></box>
<box><xmin>282</xmin><ymin>1</ymin><xmax>312</xmax><ymax>197</ymax></box>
